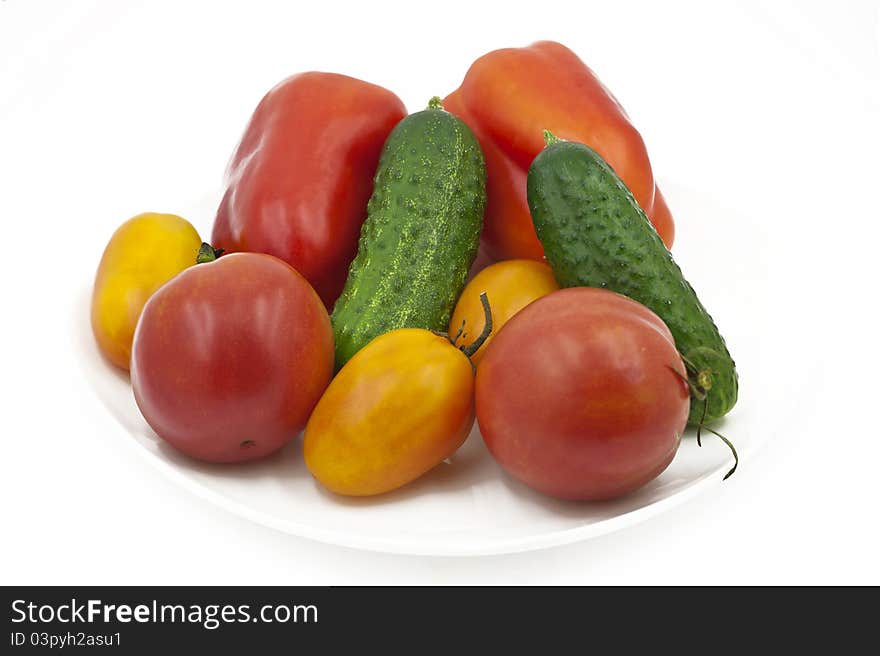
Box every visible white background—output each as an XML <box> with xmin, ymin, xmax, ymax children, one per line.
<box><xmin>1</xmin><ymin>0</ymin><xmax>878</xmax><ymax>584</ymax></box>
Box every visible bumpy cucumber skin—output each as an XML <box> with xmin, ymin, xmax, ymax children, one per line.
<box><xmin>330</xmin><ymin>107</ymin><xmax>486</xmax><ymax>369</ymax></box>
<box><xmin>527</xmin><ymin>141</ymin><xmax>737</xmax><ymax>424</ymax></box>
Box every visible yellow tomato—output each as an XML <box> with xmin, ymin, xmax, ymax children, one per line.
<box><xmin>91</xmin><ymin>212</ymin><xmax>202</xmax><ymax>370</ymax></box>
<box><xmin>304</xmin><ymin>329</ymin><xmax>476</xmax><ymax>496</ymax></box>
<box><xmin>449</xmin><ymin>259</ymin><xmax>559</xmax><ymax>364</ymax></box>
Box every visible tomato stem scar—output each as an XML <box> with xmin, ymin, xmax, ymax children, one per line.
<box><xmin>196</xmin><ymin>242</ymin><xmax>225</xmax><ymax>264</ymax></box>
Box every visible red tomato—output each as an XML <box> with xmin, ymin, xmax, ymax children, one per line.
<box><xmin>131</xmin><ymin>253</ymin><xmax>334</xmax><ymax>463</ymax></box>
<box><xmin>475</xmin><ymin>287</ymin><xmax>689</xmax><ymax>500</ymax></box>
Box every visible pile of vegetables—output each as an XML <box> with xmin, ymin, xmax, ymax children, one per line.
<box><xmin>91</xmin><ymin>41</ymin><xmax>738</xmax><ymax>502</ymax></box>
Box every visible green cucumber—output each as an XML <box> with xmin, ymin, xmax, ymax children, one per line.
<box><xmin>527</xmin><ymin>132</ymin><xmax>737</xmax><ymax>424</ymax></box>
<box><xmin>330</xmin><ymin>98</ymin><xmax>486</xmax><ymax>369</ymax></box>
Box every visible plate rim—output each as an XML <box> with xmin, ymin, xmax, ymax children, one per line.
<box><xmin>78</xmin><ymin>181</ymin><xmax>762</xmax><ymax>557</ymax></box>
<box><xmin>80</xmin><ymin>337</ymin><xmax>748</xmax><ymax>556</ymax></box>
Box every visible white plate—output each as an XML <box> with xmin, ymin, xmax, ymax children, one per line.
<box><xmin>78</xmin><ymin>182</ymin><xmax>769</xmax><ymax>556</ymax></box>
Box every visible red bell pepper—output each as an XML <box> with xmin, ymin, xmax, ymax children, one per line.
<box><xmin>212</xmin><ymin>72</ymin><xmax>406</xmax><ymax>308</ymax></box>
<box><xmin>444</xmin><ymin>41</ymin><xmax>675</xmax><ymax>261</ymax></box>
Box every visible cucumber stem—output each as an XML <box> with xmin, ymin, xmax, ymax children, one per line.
<box><xmin>543</xmin><ymin>129</ymin><xmax>562</xmax><ymax>147</ymax></box>
<box><xmin>679</xmin><ymin>353</ymin><xmax>711</xmax><ymax>401</ymax></box>
<box><xmin>460</xmin><ymin>292</ymin><xmax>493</xmax><ymax>358</ymax></box>
<box><xmin>428</xmin><ymin>96</ymin><xmax>444</xmax><ymax>110</ymax></box>
<box><xmin>196</xmin><ymin>242</ymin><xmax>224</xmax><ymax>264</ymax></box>
<box><xmin>700</xmin><ymin>423</ymin><xmax>739</xmax><ymax>480</ymax></box>
<box><xmin>696</xmin><ymin>393</ymin><xmax>738</xmax><ymax>479</ymax></box>
<box><xmin>669</xmin><ymin>362</ymin><xmax>738</xmax><ymax>480</ymax></box>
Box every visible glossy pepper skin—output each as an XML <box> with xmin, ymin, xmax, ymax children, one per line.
<box><xmin>212</xmin><ymin>72</ymin><xmax>407</xmax><ymax>309</ymax></box>
<box><xmin>444</xmin><ymin>41</ymin><xmax>675</xmax><ymax>261</ymax></box>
